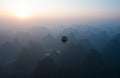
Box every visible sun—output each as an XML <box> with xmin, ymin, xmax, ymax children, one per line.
<box><xmin>12</xmin><ymin>7</ymin><xmax>31</xmax><ymax>19</ymax></box>
<box><xmin>8</xmin><ymin>1</ymin><xmax>33</xmax><ymax>19</ymax></box>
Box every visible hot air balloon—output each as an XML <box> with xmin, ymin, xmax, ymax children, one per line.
<box><xmin>61</xmin><ymin>36</ymin><xmax>68</xmax><ymax>44</ymax></box>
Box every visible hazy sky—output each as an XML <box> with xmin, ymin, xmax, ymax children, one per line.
<box><xmin>0</xmin><ymin>0</ymin><xmax>120</xmax><ymax>20</ymax></box>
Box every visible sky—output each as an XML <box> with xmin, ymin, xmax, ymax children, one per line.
<box><xmin>0</xmin><ymin>0</ymin><xmax>120</xmax><ymax>24</ymax></box>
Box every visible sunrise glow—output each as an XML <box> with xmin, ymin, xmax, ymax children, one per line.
<box><xmin>5</xmin><ymin>0</ymin><xmax>34</xmax><ymax>19</ymax></box>
<box><xmin>0</xmin><ymin>0</ymin><xmax>120</xmax><ymax>20</ymax></box>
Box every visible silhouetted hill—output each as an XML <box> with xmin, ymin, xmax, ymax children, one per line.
<box><xmin>0</xmin><ymin>41</ymin><xmax>21</xmax><ymax>67</ymax></box>
<box><xmin>101</xmin><ymin>33</ymin><xmax>120</xmax><ymax>78</ymax></box>
<box><xmin>78</xmin><ymin>39</ymin><xmax>94</xmax><ymax>51</ymax></box>
<box><xmin>9</xmin><ymin>42</ymin><xmax>46</xmax><ymax>78</ymax></box>
<box><xmin>33</xmin><ymin>56</ymin><xmax>57</xmax><ymax>78</ymax></box>
<box><xmin>103</xmin><ymin>33</ymin><xmax>120</xmax><ymax>69</ymax></box>
<box><xmin>46</xmin><ymin>41</ymin><xmax>105</xmax><ymax>78</ymax></box>
<box><xmin>40</xmin><ymin>34</ymin><xmax>60</xmax><ymax>52</ymax></box>
<box><xmin>29</xmin><ymin>27</ymin><xmax>50</xmax><ymax>42</ymax></box>
<box><xmin>82</xmin><ymin>49</ymin><xmax>105</xmax><ymax>78</ymax></box>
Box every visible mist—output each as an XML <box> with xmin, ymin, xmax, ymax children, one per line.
<box><xmin>0</xmin><ymin>0</ymin><xmax>120</xmax><ymax>77</ymax></box>
<box><xmin>0</xmin><ymin>15</ymin><xmax>120</xmax><ymax>78</ymax></box>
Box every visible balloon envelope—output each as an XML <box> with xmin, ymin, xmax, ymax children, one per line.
<box><xmin>61</xmin><ymin>36</ymin><xmax>68</xmax><ymax>44</ymax></box>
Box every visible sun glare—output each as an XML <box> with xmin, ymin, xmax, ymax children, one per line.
<box><xmin>8</xmin><ymin>1</ymin><xmax>33</xmax><ymax>19</ymax></box>
<box><xmin>11</xmin><ymin>7</ymin><xmax>31</xmax><ymax>19</ymax></box>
